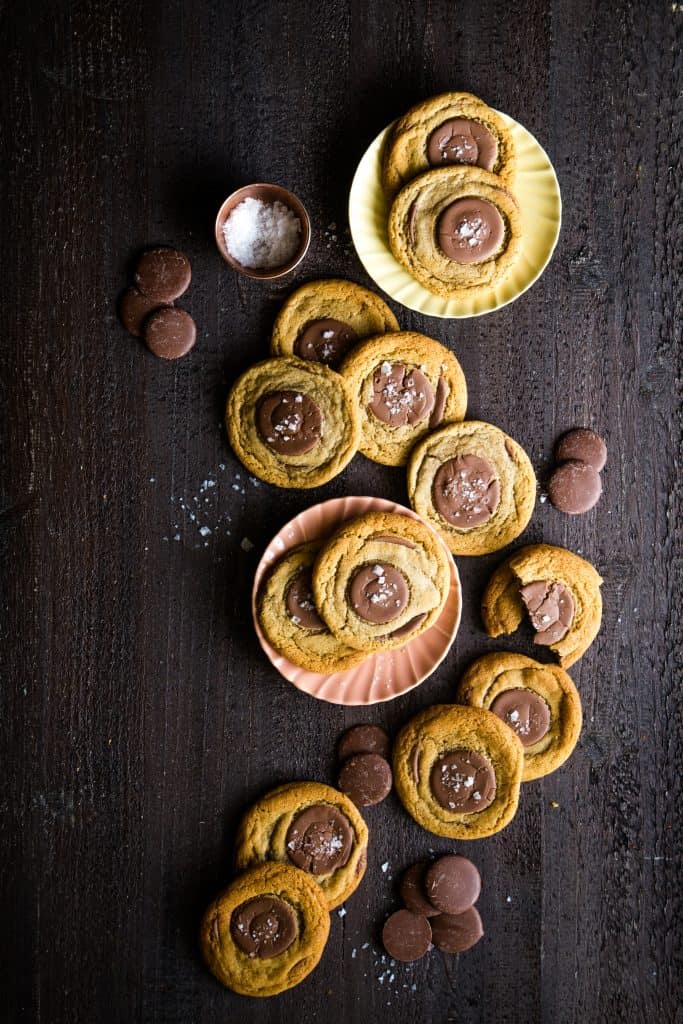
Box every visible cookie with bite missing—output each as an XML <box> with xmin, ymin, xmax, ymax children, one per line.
<box><xmin>270</xmin><ymin>278</ymin><xmax>399</xmax><ymax>369</ymax></box>
<box><xmin>481</xmin><ymin>544</ymin><xmax>603</xmax><ymax>668</ymax></box>
<box><xmin>199</xmin><ymin>861</ymin><xmax>330</xmax><ymax>997</ymax></box>
<box><xmin>257</xmin><ymin>542</ymin><xmax>367</xmax><ymax>674</ymax></box>
<box><xmin>457</xmin><ymin>652</ymin><xmax>582</xmax><ymax>781</ymax></box>
<box><xmin>234</xmin><ymin>781</ymin><xmax>368</xmax><ymax>910</ymax></box>
<box><xmin>312</xmin><ymin>511</ymin><xmax>452</xmax><ymax>653</ymax></box>
<box><xmin>340</xmin><ymin>331</ymin><xmax>467</xmax><ymax>466</ymax></box>
<box><xmin>393</xmin><ymin>704</ymin><xmax>524</xmax><ymax>839</ymax></box>
<box><xmin>382</xmin><ymin>91</ymin><xmax>516</xmax><ymax>198</ymax></box>
<box><xmin>407</xmin><ymin>420</ymin><xmax>536</xmax><ymax>555</ymax></box>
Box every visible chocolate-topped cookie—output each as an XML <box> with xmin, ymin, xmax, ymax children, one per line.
<box><xmin>340</xmin><ymin>331</ymin><xmax>467</xmax><ymax>466</ymax></box>
<box><xmin>407</xmin><ymin>420</ymin><xmax>536</xmax><ymax>555</ymax></box>
<box><xmin>393</xmin><ymin>705</ymin><xmax>524</xmax><ymax>839</ymax></box>
<box><xmin>382</xmin><ymin>92</ymin><xmax>516</xmax><ymax>198</ymax></box>
<box><xmin>270</xmin><ymin>279</ymin><xmax>399</xmax><ymax>369</ymax></box>
<box><xmin>234</xmin><ymin>781</ymin><xmax>368</xmax><ymax>910</ymax></box>
<box><xmin>258</xmin><ymin>542</ymin><xmax>367</xmax><ymax>675</ymax></box>
<box><xmin>225</xmin><ymin>357</ymin><xmax>361</xmax><ymax>488</ymax></box>
<box><xmin>200</xmin><ymin>862</ymin><xmax>330</xmax><ymax>997</ymax></box>
<box><xmin>457</xmin><ymin>652</ymin><xmax>583</xmax><ymax>781</ymax></box>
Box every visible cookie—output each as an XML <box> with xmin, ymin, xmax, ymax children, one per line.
<box><xmin>382</xmin><ymin>92</ymin><xmax>516</xmax><ymax>198</ymax></box>
<box><xmin>481</xmin><ymin>544</ymin><xmax>603</xmax><ymax>668</ymax></box>
<box><xmin>339</xmin><ymin>332</ymin><xmax>467</xmax><ymax>466</ymax></box>
<box><xmin>457</xmin><ymin>652</ymin><xmax>583</xmax><ymax>781</ymax></box>
<box><xmin>407</xmin><ymin>420</ymin><xmax>536</xmax><ymax>555</ymax></box>
<box><xmin>312</xmin><ymin>511</ymin><xmax>452</xmax><ymax>653</ymax></box>
<box><xmin>393</xmin><ymin>704</ymin><xmax>524</xmax><ymax>839</ymax></box>
<box><xmin>234</xmin><ymin>781</ymin><xmax>368</xmax><ymax>910</ymax></box>
<box><xmin>257</xmin><ymin>542</ymin><xmax>368</xmax><ymax>674</ymax></box>
<box><xmin>225</xmin><ymin>356</ymin><xmax>361</xmax><ymax>489</ymax></box>
<box><xmin>199</xmin><ymin>862</ymin><xmax>330</xmax><ymax>998</ymax></box>
<box><xmin>270</xmin><ymin>279</ymin><xmax>399</xmax><ymax>369</ymax></box>
<box><xmin>388</xmin><ymin>166</ymin><xmax>522</xmax><ymax>299</ymax></box>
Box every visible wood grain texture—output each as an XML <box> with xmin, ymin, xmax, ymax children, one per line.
<box><xmin>0</xmin><ymin>0</ymin><xmax>680</xmax><ymax>1021</ymax></box>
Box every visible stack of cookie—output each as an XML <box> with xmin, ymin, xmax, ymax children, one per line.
<box><xmin>200</xmin><ymin>781</ymin><xmax>369</xmax><ymax>997</ymax></box>
<box><xmin>381</xmin><ymin>92</ymin><xmax>522</xmax><ymax>300</ymax></box>
<box><xmin>257</xmin><ymin>510</ymin><xmax>452</xmax><ymax>672</ymax></box>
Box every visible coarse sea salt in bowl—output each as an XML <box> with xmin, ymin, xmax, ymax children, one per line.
<box><xmin>215</xmin><ymin>183</ymin><xmax>311</xmax><ymax>280</ymax></box>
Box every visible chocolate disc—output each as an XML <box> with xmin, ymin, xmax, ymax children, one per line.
<box><xmin>285</xmin><ymin>571</ymin><xmax>325</xmax><ymax>630</ymax></box>
<box><xmin>368</xmin><ymin>362</ymin><xmax>435</xmax><ymax>427</ymax></box>
<box><xmin>349</xmin><ymin>563</ymin><xmax>409</xmax><ymax>624</ymax></box>
<box><xmin>256</xmin><ymin>390</ymin><xmax>323</xmax><ymax>455</ymax></box>
<box><xmin>520</xmin><ymin>580</ymin><xmax>575</xmax><ymax>645</ymax></box>
<box><xmin>430</xmin><ymin>749</ymin><xmax>496</xmax><ymax>813</ymax></box>
<box><xmin>490</xmin><ymin>687</ymin><xmax>551</xmax><ymax>746</ymax></box>
<box><xmin>400</xmin><ymin>862</ymin><xmax>440</xmax><ymax>918</ymax></box>
<box><xmin>424</xmin><ymin>855</ymin><xmax>481</xmax><ymax>916</ymax></box>
<box><xmin>338</xmin><ymin>753</ymin><xmax>392</xmax><ymax>807</ymax></box>
<box><xmin>548</xmin><ymin>460</ymin><xmax>602</xmax><ymax>514</ymax></box>
<box><xmin>134</xmin><ymin>247</ymin><xmax>191</xmax><ymax>302</ymax></box>
<box><xmin>437</xmin><ymin>198</ymin><xmax>505</xmax><ymax>264</ymax></box>
<box><xmin>285</xmin><ymin>804</ymin><xmax>353</xmax><ymax>875</ymax></box>
<box><xmin>385</xmin><ymin>612</ymin><xmax>428</xmax><ymax>639</ymax></box>
<box><xmin>295</xmin><ymin>318</ymin><xmax>358</xmax><ymax>368</ymax></box>
<box><xmin>118</xmin><ymin>286</ymin><xmax>169</xmax><ymax>338</ymax></box>
<box><xmin>427</xmin><ymin>118</ymin><xmax>498</xmax><ymax>171</ymax></box>
<box><xmin>144</xmin><ymin>307</ymin><xmax>196</xmax><ymax>360</ymax></box>
<box><xmin>430</xmin><ymin>906</ymin><xmax>484</xmax><ymax>954</ymax></box>
<box><xmin>338</xmin><ymin>724</ymin><xmax>390</xmax><ymax>761</ymax></box>
<box><xmin>554</xmin><ymin>428</ymin><xmax>607</xmax><ymax>472</ymax></box>
<box><xmin>382</xmin><ymin>909</ymin><xmax>432</xmax><ymax>962</ymax></box>
<box><xmin>230</xmin><ymin>896</ymin><xmax>297</xmax><ymax>958</ymax></box>
<box><xmin>432</xmin><ymin>454</ymin><xmax>501</xmax><ymax>527</ymax></box>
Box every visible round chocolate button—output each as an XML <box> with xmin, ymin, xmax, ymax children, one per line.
<box><xmin>400</xmin><ymin>862</ymin><xmax>439</xmax><ymax>918</ymax></box>
<box><xmin>118</xmin><ymin>286</ymin><xmax>169</xmax><ymax>338</ymax></box>
<box><xmin>338</xmin><ymin>724</ymin><xmax>390</xmax><ymax>761</ymax></box>
<box><xmin>349</xmin><ymin>562</ymin><xmax>409</xmax><ymax>624</ymax></box>
<box><xmin>382</xmin><ymin>909</ymin><xmax>432</xmax><ymax>962</ymax></box>
<box><xmin>426</xmin><ymin>118</ymin><xmax>498</xmax><ymax>171</ymax></box>
<box><xmin>430</xmin><ymin>749</ymin><xmax>496</xmax><ymax>813</ymax></box>
<box><xmin>144</xmin><ymin>307</ymin><xmax>197</xmax><ymax>360</ymax></box>
<box><xmin>490</xmin><ymin>687</ymin><xmax>551</xmax><ymax>746</ymax></box>
<box><xmin>520</xmin><ymin>580</ymin><xmax>575</xmax><ymax>645</ymax></box>
<box><xmin>285</xmin><ymin>571</ymin><xmax>326</xmax><ymax>630</ymax></box>
<box><xmin>432</xmin><ymin>454</ymin><xmax>501</xmax><ymax>528</ymax></box>
<box><xmin>338</xmin><ymin>753</ymin><xmax>392</xmax><ymax>807</ymax></box>
<box><xmin>295</xmin><ymin>318</ymin><xmax>358</xmax><ymax>368</ymax></box>
<box><xmin>554</xmin><ymin>428</ymin><xmax>607</xmax><ymax>472</ymax></box>
<box><xmin>230</xmin><ymin>895</ymin><xmax>298</xmax><ymax>959</ymax></box>
<box><xmin>437</xmin><ymin>197</ymin><xmax>505</xmax><ymax>264</ymax></box>
<box><xmin>430</xmin><ymin>906</ymin><xmax>484</xmax><ymax>954</ymax></box>
<box><xmin>424</xmin><ymin>855</ymin><xmax>481</xmax><ymax>916</ymax></box>
<box><xmin>548</xmin><ymin>460</ymin><xmax>602</xmax><ymax>514</ymax></box>
<box><xmin>134</xmin><ymin>247</ymin><xmax>191</xmax><ymax>303</ymax></box>
<box><xmin>368</xmin><ymin>363</ymin><xmax>435</xmax><ymax>427</ymax></box>
<box><xmin>255</xmin><ymin>390</ymin><xmax>323</xmax><ymax>456</ymax></box>
<box><xmin>285</xmin><ymin>804</ymin><xmax>353</xmax><ymax>875</ymax></box>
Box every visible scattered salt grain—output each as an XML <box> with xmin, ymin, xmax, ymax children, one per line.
<box><xmin>240</xmin><ymin>537</ymin><xmax>254</xmax><ymax>552</ymax></box>
<box><xmin>199</xmin><ymin>526</ymin><xmax>212</xmax><ymax>538</ymax></box>
<box><xmin>337</xmin><ymin>907</ymin><xmax>347</xmax><ymax>918</ymax></box>
<box><xmin>381</xmin><ymin>861</ymin><xmax>390</xmax><ymax>873</ymax></box>
<box><xmin>224</xmin><ymin>197</ymin><xmax>301</xmax><ymax>270</ymax></box>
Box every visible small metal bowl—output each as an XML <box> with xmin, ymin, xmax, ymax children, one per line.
<box><xmin>215</xmin><ymin>183</ymin><xmax>311</xmax><ymax>280</ymax></box>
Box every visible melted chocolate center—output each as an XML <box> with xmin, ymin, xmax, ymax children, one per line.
<box><xmin>427</xmin><ymin>118</ymin><xmax>498</xmax><ymax>171</ymax></box>
<box><xmin>432</xmin><ymin>454</ymin><xmax>500</xmax><ymax>527</ymax></box>
<box><xmin>437</xmin><ymin>197</ymin><xmax>505</xmax><ymax>264</ymax></box>
<box><xmin>368</xmin><ymin>362</ymin><xmax>435</xmax><ymax>427</ymax></box>
<box><xmin>230</xmin><ymin>896</ymin><xmax>298</xmax><ymax>958</ymax></box>
<box><xmin>349</xmin><ymin>562</ymin><xmax>409</xmax><ymax>624</ymax></box>
<box><xmin>286</xmin><ymin>804</ymin><xmax>353</xmax><ymax>875</ymax></box>
<box><xmin>430</xmin><ymin>749</ymin><xmax>496</xmax><ymax>812</ymax></box>
<box><xmin>295</xmin><ymin>318</ymin><xmax>358</xmax><ymax>368</ymax></box>
<box><xmin>256</xmin><ymin>390</ymin><xmax>323</xmax><ymax>455</ymax></box>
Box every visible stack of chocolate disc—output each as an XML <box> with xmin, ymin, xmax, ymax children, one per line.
<box><xmin>118</xmin><ymin>247</ymin><xmax>196</xmax><ymax>359</ymax></box>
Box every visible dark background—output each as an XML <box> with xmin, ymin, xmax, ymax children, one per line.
<box><xmin>1</xmin><ymin>0</ymin><xmax>681</xmax><ymax>1021</ymax></box>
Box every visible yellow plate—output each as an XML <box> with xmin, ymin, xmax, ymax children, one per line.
<box><xmin>348</xmin><ymin>112</ymin><xmax>562</xmax><ymax>318</ymax></box>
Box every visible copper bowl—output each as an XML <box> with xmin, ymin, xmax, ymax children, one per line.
<box><xmin>214</xmin><ymin>183</ymin><xmax>311</xmax><ymax>280</ymax></box>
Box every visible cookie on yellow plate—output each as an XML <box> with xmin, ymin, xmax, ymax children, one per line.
<box><xmin>312</xmin><ymin>511</ymin><xmax>452</xmax><ymax>653</ymax></box>
<box><xmin>382</xmin><ymin>91</ymin><xmax>516</xmax><ymax>198</ymax></box>
<box><xmin>388</xmin><ymin>166</ymin><xmax>522</xmax><ymax>299</ymax></box>
<box><xmin>257</xmin><ymin>542</ymin><xmax>368</xmax><ymax>674</ymax></box>
<box><xmin>407</xmin><ymin>420</ymin><xmax>536</xmax><ymax>555</ymax></box>
<box><xmin>481</xmin><ymin>544</ymin><xmax>603</xmax><ymax>668</ymax></box>
<box><xmin>393</xmin><ymin>704</ymin><xmax>524</xmax><ymax>839</ymax></box>
<box><xmin>270</xmin><ymin>278</ymin><xmax>399</xmax><ymax>369</ymax></box>
<box><xmin>225</xmin><ymin>356</ymin><xmax>361</xmax><ymax>489</ymax></box>
<box><xmin>456</xmin><ymin>652</ymin><xmax>582</xmax><ymax>781</ymax></box>
<box><xmin>234</xmin><ymin>781</ymin><xmax>368</xmax><ymax>910</ymax></box>
<box><xmin>200</xmin><ymin>862</ymin><xmax>330</xmax><ymax>998</ymax></box>
<box><xmin>340</xmin><ymin>331</ymin><xmax>467</xmax><ymax>466</ymax></box>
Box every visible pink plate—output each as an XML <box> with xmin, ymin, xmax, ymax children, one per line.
<box><xmin>251</xmin><ymin>495</ymin><xmax>462</xmax><ymax>705</ymax></box>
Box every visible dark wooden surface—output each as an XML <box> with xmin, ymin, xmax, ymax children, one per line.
<box><xmin>1</xmin><ymin>1</ymin><xmax>681</xmax><ymax>1021</ymax></box>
